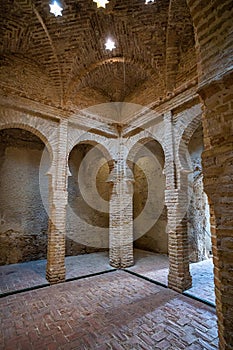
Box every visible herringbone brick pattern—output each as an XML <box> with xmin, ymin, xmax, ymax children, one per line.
<box><xmin>0</xmin><ymin>271</ymin><xmax>218</xmax><ymax>350</ymax></box>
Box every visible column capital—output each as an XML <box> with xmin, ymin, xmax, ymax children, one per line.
<box><xmin>163</xmin><ymin>110</ymin><xmax>173</xmax><ymax>121</ymax></box>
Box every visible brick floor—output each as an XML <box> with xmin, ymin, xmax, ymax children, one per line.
<box><xmin>0</xmin><ymin>270</ymin><xmax>218</xmax><ymax>350</ymax></box>
<box><xmin>0</xmin><ymin>259</ymin><xmax>48</xmax><ymax>294</ymax></box>
<box><xmin>127</xmin><ymin>249</ymin><xmax>215</xmax><ymax>305</ymax></box>
<box><xmin>0</xmin><ymin>252</ymin><xmax>114</xmax><ymax>295</ymax></box>
<box><xmin>0</xmin><ymin>249</ymin><xmax>215</xmax><ymax>305</ymax></box>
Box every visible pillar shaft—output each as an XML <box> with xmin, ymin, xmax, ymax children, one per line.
<box><xmin>46</xmin><ymin>119</ymin><xmax>68</xmax><ymax>284</ymax></box>
<box><xmin>164</xmin><ymin>112</ymin><xmax>192</xmax><ymax>292</ymax></box>
<box><xmin>109</xmin><ymin>138</ymin><xmax>134</xmax><ymax>268</ymax></box>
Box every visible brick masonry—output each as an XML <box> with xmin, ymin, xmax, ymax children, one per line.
<box><xmin>0</xmin><ymin>0</ymin><xmax>232</xmax><ymax>348</ymax></box>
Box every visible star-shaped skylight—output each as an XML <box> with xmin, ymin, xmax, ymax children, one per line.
<box><xmin>93</xmin><ymin>0</ymin><xmax>109</xmax><ymax>9</ymax></box>
<box><xmin>49</xmin><ymin>1</ymin><xmax>63</xmax><ymax>16</ymax></box>
<box><xmin>105</xmin><ymin>38</ymin><xmax>116</xmax><ymax>51</ymax></box>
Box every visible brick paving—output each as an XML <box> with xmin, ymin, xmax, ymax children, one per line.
<box><xmin>0</xmin><ymin>270</ymin><xmax>218</xmax><ymax>350</ymax></box>
<box><xmin>0</xmin><ymin>250</ymin><xmax>215</xmax><ymax>305</ymax></box>
<box><xmin>0</xmin><ymin>259</ymin><xmax>48</xmax><ymax>294</ymax></box>
<box><xmin>127</xmin><ymin>249</ymin><xmax>215</xmax><ymax>305</ymax></box>
<box><xmin>0</xmin><ymin>252</ymin><xmax>113</xmax><ymax>295</ymax></box>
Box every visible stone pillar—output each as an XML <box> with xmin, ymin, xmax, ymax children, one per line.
<box><xmin>46</xmin><ymin>119</ymin><xmax>68</xmax><ymax>284</ymax></box>
<box><xmin>108</xmin><ymin>138</ymin><xmax>134</xmax><ymax>268</ymax></box>
<box><xmin>164</xmin><ymin>111</ymin><xmax>192</xmax><ymax>292</ymax></box>
<box><xmin>199</xmin><ymin>72</ymin><xmax>233</xmax><ymax>350</ymax></box>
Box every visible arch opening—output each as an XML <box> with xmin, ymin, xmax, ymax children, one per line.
<box><xmin>0</xmin><ymin>128</ymin><xmax>51</xmax><ymax>266</ymax></box>
<box><xmin>66</xmin><ymin>142</ymin><xmax>112</xmax><ymax>256</ymax></box>
<box><xmin>187</xmin><ymin>124</ymin><xmax>212</xmax><ymax>262</ymax></box>
<box><xmin>128</xmin><ymin>138</ymin><xmax>167</xmax><ymax>255</ymax></box>
<box><xmin>184</xmin><ymin>124</ymin><xmax>215</xmax><ymax>304</ymax></box>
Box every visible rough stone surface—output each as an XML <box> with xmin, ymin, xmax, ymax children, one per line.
<box><xmin>67</xmin><ymin>143</ymin><xmax>110</xmax><ymax>254</ymax></box>
<box><xmin>131</xmin><ymin>139</ymin><xmax>167</xmax><ymax>254</ymax></box>
<box><xmin>188</xmin><ymin>126</ymin><xmax>212</xmax><ymax>262</ymax></box>
<box><xmin>0</xmin><ymin>129</ymin><xmax>49</xmax><ymax>265</ymax></box>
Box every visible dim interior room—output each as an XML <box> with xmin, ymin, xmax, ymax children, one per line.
<box><xmin>0</xmin><ymin>0</ymin><xmax>232</xmax><ymax>349</ymax></box>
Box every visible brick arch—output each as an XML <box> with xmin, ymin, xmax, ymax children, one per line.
<box><xmin>67</xmin><ymin>131</ymin><xmax>114</xmax><ymax>161</ymax></box>
<box><xmin>127</xmin><ymin>130</ymin><xmax>165</xmax><ymax>161</ymax></box>
<box><xmin>66</xmin><ymin>57</ymin><xmax>153</xmax><ymax>101</ymax></box>
<box><xmin>177</xmin><ymin>114</ymin><xmax>201</xmax><ymax>172</ymax></box>
<box><xmin>0</xmin><ymin>121</ymin><xmax>54</xmax><ymax>162</ymax></box>
<box><xmin>177</xmin><ymin>113</ymin><xmax>202</xmax><ymax>172</ymax></box>
<box><xmin>0</xmin><ymin>108</ymin><xmax>58</xmax><ymax>158</ymax></box>
<box><xmin>185</xmin><ymin>0</ymin><xmax>232</xmax><ymax>84</ymax></box>
<box><xmin>127</xmin><ymin>136</ymin><xmax>165</xmax><ymax>168</ymax></box>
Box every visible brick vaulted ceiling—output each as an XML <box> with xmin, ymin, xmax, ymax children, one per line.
<box><xmin>0</xmin><ymin>0</ymin><xmax>196</xmax><ymax>116</ymax></box>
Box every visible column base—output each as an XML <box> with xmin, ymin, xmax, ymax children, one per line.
<box><xmin>109</xmin><ymin>246</ymin><xmax>134</xmax><ymax>268</ymax></box>
<box><xmin>168</xmin><ymin>272</ymin><xmax>192</xmax><ymax>293</ymax></box>
<box><xmin>109</xmin><ymin>259</ymin><xmax>134</xmax><ymax>269</ymax></box>
<box><xmin>109</xmin><ymin>259</ymin><xmax>121</xmax><ymax>268</ymax></box>
<box><xmin>46</xmin><ymin>266</ymin><xmax>66</xmax><ymax>284</ymax></box>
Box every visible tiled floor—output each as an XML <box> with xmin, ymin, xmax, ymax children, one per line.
<box><xmin>0</xmin><ymin>270</ymin><xmax>218</xmax><ymax>350</ymax></box>
<box><xmin>0</xmin><ymin>249</ymin><xmax>215</xmax><ymax>305</ymax></box>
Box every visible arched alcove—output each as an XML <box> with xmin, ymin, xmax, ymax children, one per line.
<box><xmin>187</xmin><ymin>124</ymin><xmax>211</xmax><ymax>262</ymax></box>
<box><xmin>66</xmin><ymin>142</ymin><xmax>112</xmax><ymax>255</ymax></box>
<box><xmin>0</xmin><ymin>128</ymin><xmax>50</xmax><ymax>265</ymax></box>
<box><xmin>128</xmin><ymin>138</ymin><xmax>167</xmax><ymax>254</ymax></box>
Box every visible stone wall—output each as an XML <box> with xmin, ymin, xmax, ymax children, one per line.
<box><xmin>131</xmin><ymin>140</ymin><xmax>167</xmax><ymax>254</ymax></box>
<box><xmin>187</xmin><ymin>126</ymin><xmax>211</xmax><ymax>262</ymax></box>
<box><xmin>0</xmin><ymin>129</ymin><xmax>49</xmax><ymax>265</ymax></box>
<box><xmin>66</xmin><ymin>143</ymin><xmax>110</xmax><ymax>254</ymax></box>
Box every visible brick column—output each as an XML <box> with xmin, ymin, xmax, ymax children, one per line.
<box><xmin>108</xmin><ymin>138</ymin><xmax>134</xmax><ymax>268</ymax></box>
<box><xmin>164</xmin><ymin>111</ymin><xmax>192</xmax><ymax>292</ymax></box>
<box><xmin>199</xmin><ymin>72</ymin><xmax>233</xmax><ymax>350</ymax></box>
<box><xmin>46</xmin><ymin>119</ymin><xmax>68</xmax><ymax>284</ymax></box>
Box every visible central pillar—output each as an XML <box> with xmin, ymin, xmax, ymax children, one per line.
<box><xmin>46</xmin><ymin>119</ymin><xmax>68</xmax><ymax>284</ymax></box>
<box><xmin>108</xmin><ymin>138</ymin><xmax>134</xmax><ymax>268</ymax></box>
